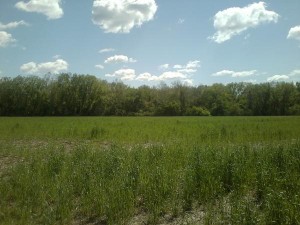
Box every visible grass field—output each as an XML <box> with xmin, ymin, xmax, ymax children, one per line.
<box><xmin>1</xmin><ymin>117</ymin><xmax>300</xmax><ymax>224</ymax></box>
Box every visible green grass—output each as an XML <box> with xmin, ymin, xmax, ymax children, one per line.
<box><xmin>0</xmin><ymin>117</ymin><xmax>300</xmax><ymax>224</ymax></box>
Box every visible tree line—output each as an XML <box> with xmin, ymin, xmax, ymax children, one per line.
<box><xmin>0</xmin><ymin>73</ymin><xmax>300</xmax><ymax>116</ymax></box>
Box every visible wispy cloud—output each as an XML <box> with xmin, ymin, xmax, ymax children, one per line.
<box><xmin>99</xmin><ymin>48</ymin><xmax>115</xmax><ymax>54</ymax></box>
<box><xmin>0</xmin><ymin>20</ymin><xmax>29</xmax><ymax>30</ymax></box>
<box><xmin>95</xmin><ymin>64</ymin><xmax>104</xmax><ymax>70</ymax></box>
<box><xmin>212</xmin><ymin>70</ymin><xmax>257</xmax><ymax>77</ymax></box>
<box><xmin>53</xmin><ymin>55</ymin><xmax>62</xmax><ymax>59</ymax></box>
<box><xmin>174</xmin><ymin>60</ymin><xmax>201</xmax><ymax>75</ymax></box>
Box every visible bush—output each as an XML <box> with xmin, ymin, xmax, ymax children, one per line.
<box><xmin>185</xmin><ymin>106</ymin><xmax>211</xmax><ymax>116</ymax></box>
<box><xmin>155</xmin><ymin>101</ymin><xmax>181</xmax><ymax>116</ymax></box>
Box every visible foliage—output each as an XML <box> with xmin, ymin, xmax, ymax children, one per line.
<box><xmin>1</xmin><ymin>74</ymin><xmax>300</xmax><ymax>116</ymax></box>
<box><xmin>185</xmin><ymin>106</ymin><xmax>211</xmax><ymax>116</ymax></box>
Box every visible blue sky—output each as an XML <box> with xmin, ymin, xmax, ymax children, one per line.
<box><xmin>0</xmin><ymin>0</ymin><xmax>300</xmax><ymax>86</ymax></box>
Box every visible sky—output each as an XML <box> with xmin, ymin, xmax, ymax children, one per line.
<box><xmin>0</xmin><ymin>0</ymin><xmax>300</xmax><ymax>86</ymax></box>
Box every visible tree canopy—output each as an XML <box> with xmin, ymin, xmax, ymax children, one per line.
<box><xmin>1</xmin><ymin>74</ymin><xmax>300</xmax><ymax>116</ymax></box>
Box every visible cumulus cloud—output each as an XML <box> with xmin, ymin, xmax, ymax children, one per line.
<box><xmin>104</xmin><ymin>55</ymin><xmax>137</xmax><ymax>64</ymax></box>
<box><xmin>136</xmin><ymin>60</ymin><xmax>200</xmax><ymax>83</ymax></box>
<box><xmin>210</xmin><ymin>2</ymin><xmax>279</xmax><ymax>43</ymax></box>
<box><xmin>0</xmin><ymin>31</ymin><xmax>16</xmax><ymax>47</ymax></box>
<box><xmin>95</xmin><ymin>64</ymin><xmax>104</xmax><ymax>69</ymax></box>
<box><xmin>287</xmin><ymin>26</ymin><xmax>300</xmax><ymax>41</ymax></box>
<box><xmin>266</xmin><ymin>69</ymin><xmax>300</xmax><ymax>82</ymax></box>
<box><xmin>186</xmin><ymin>60</ymin><xmax>201</xmax><ymax>69</ymax></box>
<box><xmin>99</xmin><ymin>48</ymin><xmax>115</xmax><ymax>53</ymax></box>
<box><xmin>15</xmin><ymin>0</ymin><xmax>63</xmax><ymax>20</ymax></box>
<box><xmin>106</xmin><ymin>69</ymin><xmax>188</xmax><ymax>82</ymax></box>
<box><xmin>267</xmin><ymin>75</ymin><xmax>289</xmax><ymax>82</ymax></box>
<box><xmin>212</xmin><ymin>70</ymin><xmax>257</xmax><ymax>77</ymax></box>
<box><xmin>106</xmin><ymin>68</ymin><xmax>136</xmax><ymax>80</ymax></box>
<box><xmin>0</xmin><ymin>20</ymin><xmax>29</xmax><ymax>30</ymax></box>
<box><xmin>136</xmin><ymin>72</ymin><xmax>159</xmax><ymax>81</ymax></box>
<box><xmin>92</xmin><ymin>0</ymin><xmax>157</xmax><ymax>33</ymax></box>
<box><xmin>105</xmin><ymin>59</ymin><xmax>200</xmax><ymax>84</ymax></box>
<box><xmin>20</xmin><ymin>59</ymin><xmax>68</xmax><ymax>74</ymax></box>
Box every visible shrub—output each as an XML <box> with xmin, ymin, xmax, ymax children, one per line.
<box><xmin>185</xmin><ymin>106</ymin><xmax>211</xmax><ymax>116</ymax></box>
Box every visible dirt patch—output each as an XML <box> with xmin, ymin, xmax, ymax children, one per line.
<box><xmin>0</xmin><ymin>155</ymin><xmax>23</xmax><ymax>177</ymax></box>
<box><xmin>127</xmin><ymin>208</ymin><xmax>205</xmax><ymax>225</ymax></box>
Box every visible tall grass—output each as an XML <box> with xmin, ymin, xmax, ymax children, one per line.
<box><xmin>0</xmin><ymin>117</ymin><xmax>300</xmax><ymax>224</ymax></box>
<box><xmin>1</xmin><ymin>117</ymin><xmax>300</xmax><ymax>145</ymax></box>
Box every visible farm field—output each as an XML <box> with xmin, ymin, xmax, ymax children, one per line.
<box><xmin>1</xmin><ymin>116</ymin><xmax>300</xmax><ymax>224</ymax></box>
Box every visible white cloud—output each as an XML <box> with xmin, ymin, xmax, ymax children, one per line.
<box><xmin>290</xmin><ymin>70</ymin><xmax>300</xmax><ymax>76</ymax></box>
<box><xmin>138</xmin><ymin>60</ymin><xmax>201</xmax><ymax>83</ymax></box>
<box><xmin>15</xmin><ymin>0</ymin><xmax>63</xmax><ymax>20</ymax></box>
<box><xmin>0</xmin><ymin>20</ymin><xmax>29</xmax><ymax>30</ymax></box>
<box><xmin>99</xmin><ymin>48</ymin><xmax>115</xmax><ymax>53</ymax></box>
<box><xmin>160</xmin><ymin>71</ymin><xmax>186</xmax><ymax>80</ymax></box>
<box><xmin>106</xmin><ymin>69</ymin><xmax>188</xmax><ymax>82</ymax></box>
<box><xmin>20</xmin><ymin>59</ymin><xmax>68</xmax><ymax>74</ymax></box>
<box><xmin>136</xmin><ymin>71</ymin><xmax>186</xmax><ymax>82</ymax></box>
<box><xmin>177</xmin><ymin>69</ymin><xmax>197</xmax><ymax>74</ymax></box>
<box><xmin>106</xmin><ymin>68</ymin><xmax>136</xmax><ymax>80</ymax></box>
<box><xmin>159</xmin><ymin>64</ymin><xmax>169</xmax><ymax>70</ymax></box>
<box><xmin>104</xmin><ymin>55</ymin><xmax>137</xmax><ymax>64</ymax></box>
<box><xmin>287</xmin><ymin>26</ymin><xmax>300</xmax><ymax>41</ymax></box>
<box><xmin>265</xmin><ymin>69</ymin><xmax>300</xmax><ymax>82</ymax></box>
<box><xmin>173</xmin><ymin>65</ymin><xmax>183</xmax><ymax>69</ymax></box>
<box><xmin>106</xmin><ymin>59</ymin><xmax>200</xmax><ymax>83</ymax></box>
<box><xmin>95</xmin><ymin>64</ymin><xmax>104</xmax><ymax>69</ymax></box>
<box><xmin>211</xmin><ymin>2</ymin><xmax>279</xmax><ymax>43</ymax></box>
<box><xmin>172</xmin><ymin>60</ymin><xmax>200</xmax><ymax>75</ymax></box>
<box><xmin>212</xmin><ymin>70</ymin><xmax>233</xmax><ymax>77</ymax></box>
<box><xmin>136</xmin><ymin>72</ymin><xmax>160</xmax><ymax>81</ymax></box>
<box><xmin>267</xmin><ymin>75</ymin><xmax>289</xmax><ymax>82</ymax></box>
<box><xmin>212</xmin><ymin>70</ymin><xmax>257</xmax><ymax>77</ymax></box>
<box><xmin>186</xmin><ymin>60</ymin><xmax>200</xmax><ymax>69</ymax></box>
<box><xmin>92</xmin><ymin>0</ymin><xmax>157</xmax><ymax>33</ymax></box>
<box><xmin>0</xmin><ymin>31</ymin><xmax>16</xmax><ymax>47</ymax></box>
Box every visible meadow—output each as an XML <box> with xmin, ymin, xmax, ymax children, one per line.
<box><xmin>1</xmin><ymin>116</ymin><xmax>300</xmax><ymax>224</ymax></box>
